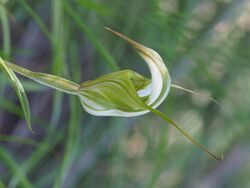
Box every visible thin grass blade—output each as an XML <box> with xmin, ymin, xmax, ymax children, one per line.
<box><xmin>0</xmin><ymin>3</ymin><xmax>11</xmax><ymax>58</ymax></box>
<box><xmin>19</xmin><ymin>0</ymin><xmax>52</xmax><ymax>42</ymax></box>
<box><xmin>63</xmin><ymin>1</ymin><xmax>119</xmax><ymax>71</ymax></box>
<box><xmin>0</xmin><ymin>57</ymin><xmax>32</xmax><ymax>132</ymax></box>
<box><xmin>0</xmin><ymin>146</ymin><xmax>32</xmax><ymax>188</ymax></box>
<box><xmin>0</xmin><ymin>135</ymin><xmax>38</xmax><ymax>146</ymax></box>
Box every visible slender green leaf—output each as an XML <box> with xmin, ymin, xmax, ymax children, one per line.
<box><xmin>63</xmin><ymin>1</ymin><xmax>119</xmax><ymax>71</ymax></box>
<box><xmin>0</xmin><ymin>146</ymin><xmax>32</xmax><ymax>188</ymax></box>
<box><xmin>50</xmin><ymin>0</ymin><xmax>66</xmax><ymax>129</ymax></box>
<box><xmin>8</xmin><ymin>129</ymin><xmax>65</xmax><ymax>187</ymax></box>
<box><xmin>0</xmin><ymin>135</ymin><xmax>38</xmax><ymax>146</ymax></box>
<box><xmin>0</xmin><ymin>4</ymin><xmax>11</xmax><ymax>58</ymax></box>
<box><xmin>19</xmin><ymin>0</ymin><xmax>52</xmax><ymax>42</ymax></box>
<box><xmin>0</xmin><ymin>179</ymin><xmax>4</xmax><ymax>188</ymax></box>
<box><xmin>0</xmin><ymin>57</ymin><xmax>32</xmax><ymax>132</ymax></box>
<box><xmin>76</xmin><ymin>0</ymin><xmax>111</xmax><ymax>16</ymax></box>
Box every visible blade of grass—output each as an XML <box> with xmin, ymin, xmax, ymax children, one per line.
<box><xmin>33</xmin><ymin>168</ymin><xmax>57</xmax><ymax>188</ymax></box>
<box><xmin>51</xmin><ymin>0</ymin><xmax>65</xmax><ymax>75</ymax></box>
<box><xmin>0</xmin><ymin>1</ymin><xmax>11</xmax><ymax>114</ymax></box>
<box><xmin>8</xmin><ymin>129</ymin><xmax>65</xmax><ymax>188</ymax></box>
<box><xmin>0</xmin><ymin>3</ymin><xmax>11</xmax><ymax>58</ymax></box>
<box><xmin>0</xmin><ymin>57</ymin><xmax>32</xmax><ymax>132</ymax></box>
<box><xmin>0</xmin><ymin>135</ymin><xmax>38</xmax><ymax>146</ymax></box>
<box><xmin>76</xmin><ymin>0</ymin><xmax>111</xmax><ymax>16</ymax></box>
<box><xmin>0</xmin><ymin>179</ymin><xmax>4</xmax><ymax>188</ymax></box>
<box><xmin>110</xmin><ymin>1</ymin><xmax>142</xmax><ymax>62</ymax></box>
<box><xmin>63</xmin><ymin>0</ymin><xmax>119</xmax><ymax>71</ymax></box>
<box><xmin>107</xmin><ymin>118</ymin><xmax>127</xmax><ymax>188</ymax></box>
<box><xmin>50</xmin><ymin>0</ymin><xmax>65</xmax><ymax>129</ymax></box>
<box><xmin>19</xmin><ymin>0</ymin><xmax>52</xmax><ymax>42</ymax></box>
<box><xmin>53</xmin><ymin>97</ymin><xmax>80</xmax><ymax>188</ymax></box>
<box><xmin>146</xmin><ymin>122</ymin><xmax>168</xmax><ymax>188</ymax></box>
<box><xmin>0</xmin><ymin>97</ymin><xmax>23</xmax><ymax>117</ymax></box>
<box><xmin>0</xmin><ymin>146</ymin><xmax>32</xmax><ymax>188</ymax></box>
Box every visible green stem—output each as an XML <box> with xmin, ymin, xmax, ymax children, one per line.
<box><xmin>0</xmin><ymin>4</ymin><xmax>11</xmax><ymax>57</ymax></box>
<box><xmin>5</xmin><ymin>62</ymin><xmax>80</xmax><ymax>94</ymax></box>
<box><xmin>147</xmin><ymin>106</ymin><xmax>223</xmax><ymax>160</ymax></box>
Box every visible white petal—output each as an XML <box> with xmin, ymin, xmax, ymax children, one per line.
<box><xmin>136</xmin><ymin>47</ymin><xmax>171</xmax><ymax>107</ymax></box>
<box><xmin>80</xmin><ymin>99</ymin><xmax>149</xmax><ymax>116</ymax></box>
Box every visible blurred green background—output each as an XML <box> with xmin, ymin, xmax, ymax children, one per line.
<box><xmin>0</xmin><ymin>0</ymin><xmax>250</xmax><ymax>187</ymax></box>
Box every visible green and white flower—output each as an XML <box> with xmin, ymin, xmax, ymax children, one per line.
<box><xmin>78</xmin><ymin>27</ymin><xmax>171</xmax><ymax>116</ymax></box>
<box><xmin>0</xmin><ymin>28</ymin><xmax>223</xmax><ymax>160</ymax></box>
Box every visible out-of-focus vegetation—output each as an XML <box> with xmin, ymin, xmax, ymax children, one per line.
<box><xmin>0</xmin><ymin>0</ymin><xmax>250</xmax><ymax>187</ymax></box>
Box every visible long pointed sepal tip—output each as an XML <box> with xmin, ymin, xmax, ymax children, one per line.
<box><xmin>105</xmin><ymin>27</ymin><xmax>117</xmax><ymax>34</ymax></box>
<box><xmin>104</xmin><ymin>27</ymin><xmax>136</xmax><ymax>46</ymax></box>
<box><xmin>105</xmin><ymin>27</ymin><xmax>117</xmax><ymax>33</ymax></box>
<box><xmin>104</xmin><ymin>26</ymin><xmax>111</xmax><ymax>31</ymax></box>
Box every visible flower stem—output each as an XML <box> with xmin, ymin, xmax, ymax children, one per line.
<box><xmin>5</xmin><ymin>61</ymin><xmax>80</xmax><ymax>94</ymax></box>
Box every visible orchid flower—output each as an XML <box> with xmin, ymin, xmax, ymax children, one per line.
<box><xmin>78</xmin><ymin>28</ymin><xmax>171</xmax><ymax>116</ymax></box>
<box><xmin>0</xmin><ymin>28</ymin><xmax>223</xmax><ymax>160</ymax></box>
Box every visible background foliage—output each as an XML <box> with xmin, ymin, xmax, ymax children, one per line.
<box><xmin>0</xmin><ymin>0</ymin><xmax>250</xmax><ymax>187</ymax></box>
